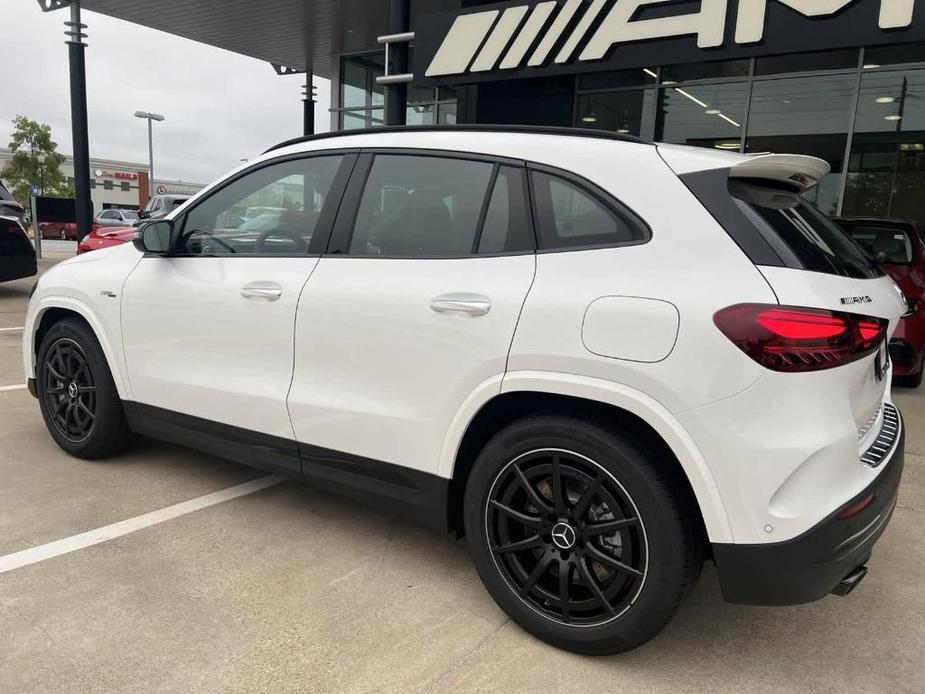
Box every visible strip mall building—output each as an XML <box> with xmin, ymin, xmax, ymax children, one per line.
<box><xmin>55</xmin><ymin>0</ymin><xmax>925</xmax><ymax>228</ymax></box>
<box><xmin>0</xmin><ymin>147</ymin><xmax>203</xmax><ymax>214</ymax></box>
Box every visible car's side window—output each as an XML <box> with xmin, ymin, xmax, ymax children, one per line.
<box><xmin>347</xmin><ymin>154</ymin><xmax>496</xmax><ymax>257</ymax></box>
<box><xmin>176</xmin><ymin>155</ymin><xmax>343</xmax><ymax>256</ymax></box>
<box><xmin>477</xmin><ymin>165</ymin><xmax>533</xmax><ymax>254</ymax></box>
<box><xmin>530</xmin><ymin>170</ymin><xmax>648</xmax><ymax>250</ymax></box>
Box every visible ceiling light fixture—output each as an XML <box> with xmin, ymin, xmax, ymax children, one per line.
<box><xmin>582</xmin><ymin>111</ymin><xmax>598</xmax><ymax>124</ymax></box>
<box><xmin>863</xmin><ymin>63</ymin><xmax>880</xmax><ymax>69</ymax></box>
<box><xmin>885</xmin><ymin>115</ymin><xmax>902</xmax><ymax>121</ymax></box>
<box><xmin>705</xmin><ymin>108</ymin><xmax>721</xmax><ymax>114</ymax></box>
<box><xmin>643</xmin><ymin>68</ymin><xmax>658</xmax><ymax>79</ymax></box>
<box><xmin>876</xmin><ymin>96</ymin><xmax>896</xmax><ymax>103</ymax></box>
<box><xmin>715</xmin><ymin>141</ymin><xmax>741</xmax><ymax>150</ymax></box>
<box><xmin>717</xmin><ymin>113</ymin><xmax>741</xmax><ymax>128</ymax></box>
<box><xmin>674</xmin><ymin>87</ymin><xmax>708</xmax><ymax>108</ymax></box>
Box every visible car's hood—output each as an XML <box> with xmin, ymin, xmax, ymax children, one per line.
<box><xmin>94</xmin><ymin>226</ymin><xmax>136</xmax><ymax>240</ymax></box>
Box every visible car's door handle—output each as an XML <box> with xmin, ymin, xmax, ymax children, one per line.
<box><xmin>430</xmin><ymin>293</ymin><xmax>492</xmax><ymax>317</ymax></box>
<box><xmin>241</xmin><ymin>281</ymin><xmax>283</xmax><ymax>302</ymax></box>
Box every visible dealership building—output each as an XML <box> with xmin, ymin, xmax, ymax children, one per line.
<box><xmin>46</xmin><ymin>0</ymin><xmax>925</xmax><ymax>231</ymax></box>
<box><xmin>0</xmin><ymin>147</ymin><xmax>203</xmax><ymax>214</ymax></box>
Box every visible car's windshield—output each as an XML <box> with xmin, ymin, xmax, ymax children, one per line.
<box><xmin>121</xmin><ymin>209</ymin><xmax>139</xmax><ymax>219</ymax></box>
<box><xmin>845</xmin><ymin>225</ymin><xmax>913</xmax><ymax>265</ymax></box>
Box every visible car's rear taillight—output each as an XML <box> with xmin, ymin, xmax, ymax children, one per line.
<box><xmin>713</xmin><ymin>303</ymin><xmax>887</xmax><ymax>372</ymax></box>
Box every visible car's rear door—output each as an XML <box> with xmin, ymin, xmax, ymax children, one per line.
<box><xmin>121</xmin><ymin>152</ymin><xmax>355</xmax><ymax>474</ymax></box>
<box><xmin>287</xmin><ymin>151</ymin><xmax>536</xmax><ymax>499</ymax></box>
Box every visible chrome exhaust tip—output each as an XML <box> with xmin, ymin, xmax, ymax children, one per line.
<box><xmin>831</xmin><ymin>565</ymin><xmax>868</xmax><ymax>597</ymax></box>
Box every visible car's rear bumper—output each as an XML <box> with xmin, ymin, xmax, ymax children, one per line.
<box><xmin>712</xmin><ymin>412</ymin><xmax>904</xmax><ymax>606</ymax></box>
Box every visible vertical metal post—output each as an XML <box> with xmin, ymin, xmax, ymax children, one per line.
<box><xmin>66</xmin><ymin>0</ymin><xmax>92</xmax><ymax>242</ymax></box>
<box><xmin>147</xmin><ymin>117</ymin><xmax>155</xmax><ymax>197</ymax></box>
<box><xmin>31</xmin><ymin>193</ymin><xmax>42</xmax><ymax>259</ymax></box>
<box><xmin>837</xmin><ymin>48</ymin><xmax>865</xmax><ymax>217</ymax></box>
<box><xmin>384</xmin><ymin>0</ymin><xmax>409</xmax><ymax>126</ymax></box>
<box><xmin>303</xmin><ymin>70</ymin><xmax>316</xmax><ymax>136</ymax></box>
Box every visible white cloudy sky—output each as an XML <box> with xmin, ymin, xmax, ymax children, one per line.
<box><xmin>2</xmin><ymin>0</ymin><xmax>331</xmax><ymax>185</ymax></box>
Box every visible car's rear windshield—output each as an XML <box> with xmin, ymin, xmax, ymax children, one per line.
<box><xmin>122</xmin><ymin>209</ymin><xmax>139</xmax><ymax>219</ymax></box>
<box><xmin>841</xmin><ymin>224</ymin><xmax>913</xmax><ymax>265</ymax></box>
<box><xmin>728</xmin><ymin>179</ymin><xmax>882</xmax><ymax>279</ymax></box>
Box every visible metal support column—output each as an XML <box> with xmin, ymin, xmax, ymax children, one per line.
<box><xmin>303</xmin><ymin>71</ymin><xmax>316</xmax><ymax>136</ymax></box>
<box><xmin>65</xmin><ymin>1</ymin><xmax>92</xmax><ymax>242</ymax></box>
<box><xmin>384</xmin><ymin>0</ymin><xmax>410</xmax><ymax>126</ymax></box>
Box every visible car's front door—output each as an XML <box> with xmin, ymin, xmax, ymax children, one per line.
<box><xmin>121</xmin><ymin>152</ymin><xmax>354</xmax><ymax>474</ymax></box>
<box><xmin>288</xmin><ymin>152</ymin><xmax>536</xmax><ymax>490</ymax></box>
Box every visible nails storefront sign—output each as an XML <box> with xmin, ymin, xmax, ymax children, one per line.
<box><xmin>413</xmin><ymin>0</ymin><xmax>924</xmax><ymax>84</ymax></box>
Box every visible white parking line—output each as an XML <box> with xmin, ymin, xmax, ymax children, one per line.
<box><xmin>0</xmin><ymin>384</ymin><xmax>26</xmax><ymax>392</ymax></box>
<box><xmin>0</xmin><ymin>475</ymin><xmax>285</xmax><ymax>575</ymax></box>
<box><xmin>0</xmin><ymin>326</ymin><xmax>24</xmax><ymax>332</ymax></box>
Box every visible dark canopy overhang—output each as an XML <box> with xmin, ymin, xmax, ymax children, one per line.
<box><xmin>77</xmin><ymin>0</ymin><xmax>419</xmax><ymax>77</ymax></box>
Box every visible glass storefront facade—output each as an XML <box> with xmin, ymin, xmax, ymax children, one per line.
<box><xmin>336</xmin><ymin>45</ymin><xmax>925</xmax><ymax>225</ymax></box>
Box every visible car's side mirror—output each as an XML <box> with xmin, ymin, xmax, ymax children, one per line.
<box><xmin>133</xmin><ymin>220</ymin><xmax>173</xmax><ymax>255</ymax></box>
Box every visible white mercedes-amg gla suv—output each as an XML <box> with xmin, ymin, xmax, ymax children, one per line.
<box><xmin>24</xmin><ymin>126</ymin><xmax>906</xmax><ymax>654</ymax></box>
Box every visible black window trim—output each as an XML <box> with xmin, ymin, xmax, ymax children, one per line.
<box><xmin>325</xmin><ymin>148</ymin><xmax>537</xmax><ymax>259</ymax></box>
<box><xmin>527</xmin><ymin>163</ymin><xmax>652</xmax><ymax>254</ymax></box>
<box><xmin>167</xmin><ymin>149</ymin><xmax>360</xmax><ymax>258</ymax></box>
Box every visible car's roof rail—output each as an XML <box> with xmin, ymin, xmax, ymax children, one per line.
<box><xmin>264</xmin><ymin>124</ymin><xmax>651</xmax><ymax>154</ymax></box>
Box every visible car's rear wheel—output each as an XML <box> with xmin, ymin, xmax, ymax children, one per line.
<box><xmin>36</xmin><ymin>317</ymin><xmax>133</xmax><ymax>458</ymax></box>
<box><xmin>464</xmin><ymin>414</ymin><xmax>701</xmax><ymax>655</ymax></box>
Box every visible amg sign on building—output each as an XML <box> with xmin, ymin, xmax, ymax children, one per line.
<box><xmin>414</xmin><ymin>0</ymin><xmax>924</xmax><ymax>84</ymax></box>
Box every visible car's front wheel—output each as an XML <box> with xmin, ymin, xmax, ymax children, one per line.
<box><xmin>464</xmin><ymin>414</ymin><xmax>702</xmax><ymax>655</ymax></box>
<box><xmin>36</xmin><ymin>317</ymin><xmax>133</xmax><ymax>458</ymax></box>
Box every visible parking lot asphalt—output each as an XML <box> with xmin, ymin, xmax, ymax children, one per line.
<box><xmin>1</xmin><ymin>253</ymin><xmax>923</xmax><ymax>693</ymax></box>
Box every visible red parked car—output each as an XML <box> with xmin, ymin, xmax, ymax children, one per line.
<box><xmin>834</xmin><ymin>217</ymin><xmax>925</xmax><ymax>387</ymax></box>
<box><xmin>77</xmin><ymin>225</ymin><xmax>136</xmax><ymax>254</ymax></box>
<box><xmin>38</xmin><ymin>220</ymin><xmax>79</xmax><ymax>240</ymax></box>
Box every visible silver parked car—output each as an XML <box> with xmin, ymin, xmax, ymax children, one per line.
<box><xmin>94</xmin><ymin>208</ymin><xmax>139</xmax><ymax>228</ymax></box>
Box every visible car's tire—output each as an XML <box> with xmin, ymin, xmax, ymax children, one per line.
<box><xmin>894</xmin><ymin>351</ymin><xmax>924</xmax><ymax>388</ymax></box>
<box><xmin>464</xmin><ymin>413</ymin><xmax>702</xmax><ymax>655</ymax></box>
<box><xmin>895</xmin><ymin>367</ymin><xmax>923</xmax><ymax>388</ymax></box>
<box><xmin>36</xmin><ymin>317</ymin><xmax>134</xmax><ymax>459</ymax></box>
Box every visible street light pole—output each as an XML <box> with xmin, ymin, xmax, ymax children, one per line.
<box><xmin>134</xmin><ymin>110</ymin><xmax>165</xmax><ymax>198</ymax></box>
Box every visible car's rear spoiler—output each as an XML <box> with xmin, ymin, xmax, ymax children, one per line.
<box><xmin>728</xmin><ymin>154</ymin><xmax>830</xmax><ymax>193</ymax></box>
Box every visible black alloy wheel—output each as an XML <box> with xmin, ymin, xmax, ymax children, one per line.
<box><xmin>485</xmin><ymin>448</ymin><xmax>647</xmax><ymax>626</ymax></box>
<box><xmin>42</xmin><ymin>337</ymin><xmax>97</xmax><ymax>442</ymax></box>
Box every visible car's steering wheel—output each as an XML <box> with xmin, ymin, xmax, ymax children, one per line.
<box><xmin>188</xmin><ymin>230</ymin><xmax>236</xmax><ymax>255</ymax></box>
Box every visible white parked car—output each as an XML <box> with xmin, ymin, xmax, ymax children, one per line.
<box><xmin>23</xmin><ymin>126</ymin><xmax>906</xmax><ymax>654</ymax></box>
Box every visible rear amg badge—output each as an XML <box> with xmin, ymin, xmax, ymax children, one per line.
<box><xmin>840</xmin><ymin>296</ymin><xmax>872</xmax><ymax>305</ymax></box>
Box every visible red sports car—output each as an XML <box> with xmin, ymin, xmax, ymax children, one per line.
<box><xmin>77</xmin><ymin>225</ymin><xmax>136</xmax><ymax>254</ymax></box>
<box><xmin>39</xmin><ymin>220</ymin><xmax>79</xmax><ymax>240</ymax></box>
<box><xmin>835</xmin><ymin>217</ymin><xmax>925</xmax><ymax>388</ymax></box>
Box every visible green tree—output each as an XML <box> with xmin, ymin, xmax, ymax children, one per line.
<box><xmin>0</xmin><ymin>115</ymin><xmax>71</xmax><ymax>212</ymax></box>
